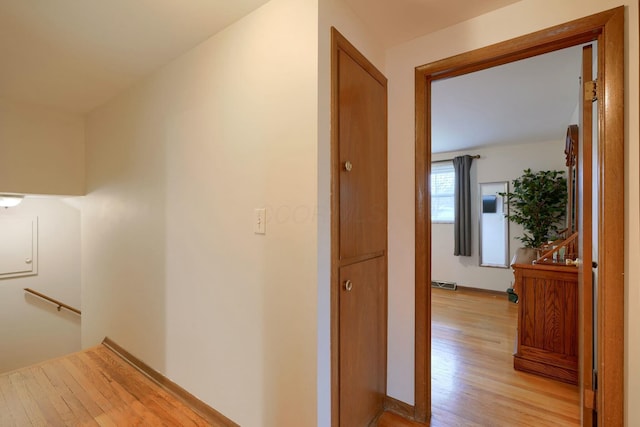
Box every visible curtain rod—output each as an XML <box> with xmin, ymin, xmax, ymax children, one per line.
<box><xmin>432</xmin><ymin>154</ymin><xmax>481</xmax><ymax>164</ymax></box>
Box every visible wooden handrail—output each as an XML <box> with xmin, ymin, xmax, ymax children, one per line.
<box><xmin>535</xmin><ymin>232</ymin><xmax>579</xmax><ymax>265</ymax></box>
<box><xmin>24</xmin><ymin>288</ymin><xmax>81</xmax><ymax>315</ymax></box>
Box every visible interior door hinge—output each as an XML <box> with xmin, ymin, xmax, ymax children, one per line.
<box><xmin>584</xmin><ymin>369</ymin><xmax>598</xmax><ymax>410</ymax></box>
<box><xmin>585</xmin><ymin>79</ymin><xmax>598</xmax><ymax>102</ymax></box>
<box><xmin>584</xmin><ymin>388</ymin><xmax>597</xmax><ymax>410</ymax></box>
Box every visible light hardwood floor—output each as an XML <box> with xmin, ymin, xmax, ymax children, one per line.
<box><xmin>0</xmin><ymin>344</ymin><xmax>227</xmax><ymax>426</ymax></box>
<box><xmin>380</xmin><ymin>288</ymin><xmax>579</xmax><ymax>427</ymax></box>
<box><xmin>427</xmin><ymin>287</ymin><xmax>580</xmax><ymax>427</ymax></box>
<box><xmin>1</xmin><ymin>288</ymin><xmax>579</xmax><ymax>427</ymax></box>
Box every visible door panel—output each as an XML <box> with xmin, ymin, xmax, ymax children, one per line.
<box><xmin>339</xmin><ymin>257</ymin><xmax>386</xmax><ymax>427</ymax></box>
<box><xmin>0</xmin><ymin>216</ymin><xmax>37</xmax><ymax>278</ymax></box>
<box><xmin>338</xmin><ymin>49</ymin><xmax>387</xmax><ymax>260</ymax></box>
<box><xmin>578</xmin><ymin>43</ymin><xmax>596</xmax><ymax>425</ymax></box>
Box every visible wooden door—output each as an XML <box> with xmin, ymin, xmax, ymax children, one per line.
<box><xmin>339</xmin><ymin>257</ymin><xmax>386</xmax><ymax>426</ymax></box>
<box><xmin>331</xmin><ymin>28</ymin><xmax>388</xmax><ymax>427</ymax></box>
<box><xmin>578</xmin><ymin>43</ymin><xmax>596</xmax><ymax>426</ymax></box>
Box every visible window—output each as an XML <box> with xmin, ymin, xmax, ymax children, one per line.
<box><xmin>431</xmin><ymin>162</ymin><xmax>455</xmax><ymax>222</ymax></box>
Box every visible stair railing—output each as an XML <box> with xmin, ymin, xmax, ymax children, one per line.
<box><xmin>24</xmin><ymin>288</ymin><xmax>81</xmax><ymax>315</ymax></box>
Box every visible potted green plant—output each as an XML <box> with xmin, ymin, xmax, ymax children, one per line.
<box><xmin>500</xmin><ymin>168</ymin><xmax>568</xmax><ymax>263</ymax></box>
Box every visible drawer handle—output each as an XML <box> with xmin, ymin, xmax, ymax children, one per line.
<box><xmin>344</xmin><ymin>280</ymin><xmax>353</xmax><ymax>291</ymax></box>
<box><xmin>344</xmin><ymin>161</ymin><xmax>353</xmax><ymax>172</ymax></box>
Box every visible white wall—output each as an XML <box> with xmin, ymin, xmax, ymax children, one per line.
<box><xmin>317</xmin><ymin>0</ymin><xmax>386</xmax><ymax>425</ymax></box>
<box><xmin>431</xmin><ymin>141</ymin><xmax>566</xmax><ymax>292</ymax></box>
<box><xmin>83</xmin><ymin>0</ymin><xmax>318</xmax><ymax>425</ymax></box>
<box><xmin>385</xmin><ymin>3</ymin><xmax>640</xmax><ymax>426</ymax></box>
<box><xmin>0</xmin><ymin>197</ymin><xmax>81</xmax><ymax>373</ymax></box>
<box><xmin>0</xmin><ymin>99</ymin><xmax>85</xmax><ymax>196</ymax></box>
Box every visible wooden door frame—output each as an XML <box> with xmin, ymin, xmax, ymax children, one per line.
<box><xmin>414</xmin><ymin>7</ymin><xmax>624</xmax><ymax>425</ymax></box>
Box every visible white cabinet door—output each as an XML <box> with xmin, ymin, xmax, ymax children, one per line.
<box><xmin>0</xmin><ymin>216</ymin><xmax>37</xmax><ymax>278</ymax></box>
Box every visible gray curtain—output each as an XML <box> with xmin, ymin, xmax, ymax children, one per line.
<box><xmin>453</xmin><ymin>155</ymin><xmax>474</xmax><ymax>256</ymax></box>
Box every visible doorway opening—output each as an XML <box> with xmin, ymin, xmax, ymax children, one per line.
<box><xmin>428</xmin><ymin>43</ymin><xmax>586</xmax><ymax>425</ymax></box>
<box><xmin>414</xmin><ymin>7</ymin><xmax>624</xmax><ymax>425</ymax></box>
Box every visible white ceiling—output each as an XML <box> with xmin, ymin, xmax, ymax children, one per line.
<box><xmin>0</xmin><ymin>0</ymin><xmax>581</xmax><ymax>150</ymax></box>
<box><xmin>0</xmin><ymin>0</ymin><xmax>525</xmax><ymax>115</ymax></box>
<box><xmin>431</xmin><ymin>46</ymin><xmax>583</xmax><ymax>153</ymax></box>
<box><xmin>0</xmin><ymin>0</ymin><xmax>271</xmax><ymax>113</ymax></box>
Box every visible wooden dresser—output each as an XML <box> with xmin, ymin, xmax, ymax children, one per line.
<box><xmin>512</xmin><ymin>262</ymin><xmax>578</xmax><ymax>384</ymax></box>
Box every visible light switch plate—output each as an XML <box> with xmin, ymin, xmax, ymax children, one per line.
<box><xmin>254</xmin><ymin>208</ymin><xmax>266</xmax><ymax>234</ymax></box>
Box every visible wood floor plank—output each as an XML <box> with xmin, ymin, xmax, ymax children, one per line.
<box><xmin>59</xmin><ymin>356</ymin><xmax>121</xmax><ymax>427</ymax></box>
<box><xmin>41</xmin><ymin>361</ymin><xmax>100</xmax><ymax>426</ymax></box>
<box><xmin>0</xmin><ymin>373</ymin><xmax>31</xmax><ymax>426</ymax></box>
<box><xmin>21</xmin><ymin>367</ymin><xmax>67</xmax><ymax>426</ymax></box>
<box><xmin>51</xmin><ymin>358</ymin><xmax>105</xmax><ymax>420</ymax></box>
<box><xmin>88</xmin><ymin>346</ymin><xmax>209</xmax><ymax>426</ymax></box>
<box><xmin>0</xmin><ymin>374</ymin><xmax>15</xmax><ymax>426</ymax></box>
<box><xmin>69</xmin><ymin>352</ymin><xmax>131</xmax><ymax>425</ymax></box>
<box><xmin>8</xmin><ymin>371</ymin><xmax>48</xmax><ymax>426</ymax></box>
<box><xmin>87</xmin><ymin>348</ymin><xmax>189</xmax><ymax>426</ymax></box>
<box><xmin>30</xmin><ymin>365</ymin><xmax>80</xmax><ymax>426</ymax></box>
